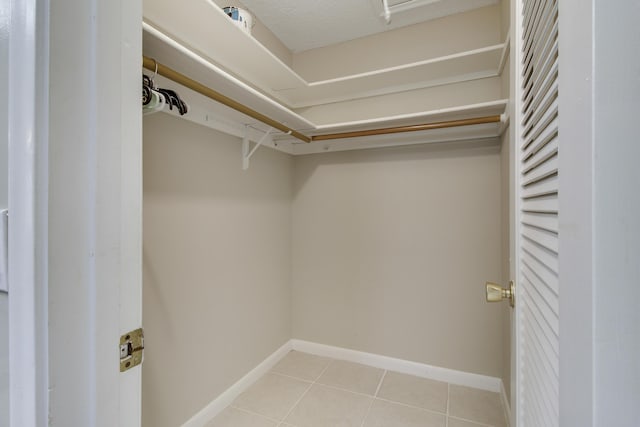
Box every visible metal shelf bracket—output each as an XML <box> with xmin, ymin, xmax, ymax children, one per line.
<box><xmin>242</xmin><ymin>125</ymin><xmax>273</xmax><ymax>170</ymax></box>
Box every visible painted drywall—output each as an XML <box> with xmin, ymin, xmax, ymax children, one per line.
<box><xmin>295</xmin><ymin>76</ymin><xmax>503</xmax><ymax>126</ymax></box>
<box><xmin>210</xmin><ymin>0</ymin><xmax>293</xmax><ymax>67</ymax></box>
<box><xmin>501</xmin><ymin>51</ymin><xmax>510</xmax><ymax>99</ymax></box>
<box><xmin>292</xmin><ymin>5</ymin><xmax>502</xmax><ymax>82</ymax></box>
<box><xmin>291</xmin><ymin>141</ymin><xmax>504</xmax><ymax>378</ymax></box>
<box><xmin>500</xmin><ymin>0</ymin><xmax>510</xmax><ymax>42</ymax></box>
<box><xmin>142</xmin><ymin>114</ymin><xmax>293</xmax><ymax>427</ymax></box>
<box><xmin>593</xmin><ymin>1</ymin><xmax>640</xmax><ymax>424</ymax></box>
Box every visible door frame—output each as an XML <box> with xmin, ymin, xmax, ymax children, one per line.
<box><xmin>8</xmin><ymin>0</ymin><xmax>49</xmax><ymax>425</ymax></box>
<box><xmin>9</xmin><ymin>0</ymin><xmax>600</xmax><ymax>425</ymax></box>
<box><xmin>556</xmin><ymin>0</ymin><xmax>596</xmax><ymax>425</ymax></box>
<box><xmin>507</xmin><ymin>0</ymin><xmax>522</xmax><ymax>424</ymax></box>
<box><xmin>8</xmin><ymin>0</ymin><xmax>143</xmax><ymax>425</ymax></box>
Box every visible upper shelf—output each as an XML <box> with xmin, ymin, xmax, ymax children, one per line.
<box><xmin>142</xmin><ymin>0</ymin><xmax>508</xmax><ymax>109</ymax></box>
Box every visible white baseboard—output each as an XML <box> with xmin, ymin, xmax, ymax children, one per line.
<box><xmin>181</xmin><ymin>340</ymin><xmax>293</xmax><ymax>427</ymax></box>
<box><xmin>182</xmin><ymin>339</ymin><xmax>508</xmax><ymax>426</ymax></box>
<box><xmin>291</xmin><ymin>339</ymin><xmax>503</xmax><ymax>393</ymax></box>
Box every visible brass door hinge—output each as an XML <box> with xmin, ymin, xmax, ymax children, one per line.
<box><xmin>120</xmin><ymin>328</ymin><xmax>144</xmax><ymax>372</ymax></box>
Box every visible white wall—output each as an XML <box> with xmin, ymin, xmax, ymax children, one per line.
<box><xmin>209</xmin><ymin>0</ymin><xmax>292</xmax><ymax>66</ymax></box>
<box><xmin>142</xmin><ymin>114</ymin><xmax>293</xmax><ymax>427</ymax></box>
<box><xmin>295</xmin><ymin>77</ymin><xmax>503</xmax><ymax>126</ymax></box>
<box><xmin>291</xmin><ymin>141</ymin><xmax>505</xmax><ymax>378</ymax></box>
<box><xmin>292</xmin><ymin>5</ymin><xmax>502</xmax><ymax>82</ymax></box>
<box><xmin>593</xmin><ymin>1</ymin><xmax>640</xmax><ymax>424</ymax></box>
<box><xmin>0</xmin><ymin>2</ymin><xmax>9</xmax><ymax>424</ymax></box>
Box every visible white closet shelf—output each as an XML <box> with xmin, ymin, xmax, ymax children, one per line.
<box><xmin>307</xmin><ymin>100</ymin><xmax>508</xmax><ymax>134</ymax></box>
<box><xmin>142</xmin><ymin>0</ymin><xmax>508</xmax><ymax>154</ymax></box>
<box><xmin>143</xmin><ymin>0</ymin><xmax>507</xmax><ymax>109</ymax></box>
<box><xmin>284</xmin><ymin>100</ymin><xmax>508</xmax><ymax>155</ymax></box>
<box><xmin>143</xmin><ymin>23</ymin><xmax>315</xmax><ymax>133</ymax></box>
<box><xmin>147</xmin><ymin>66</ymin><xmax>507</xmax><ymax>156</ymax></box>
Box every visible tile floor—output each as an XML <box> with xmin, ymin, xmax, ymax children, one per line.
<box><xmin>205</xmin><ymin>351</ymin><xmax>507</xmax><ymax>427</ymax></box>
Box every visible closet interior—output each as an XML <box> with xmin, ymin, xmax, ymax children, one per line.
<box><xmin>141</xmin><ymin>1</ymin><xmax>512</xmax><ymax>426</ymax></box>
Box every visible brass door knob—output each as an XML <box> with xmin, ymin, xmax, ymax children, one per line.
<box><xmin>485</xmin><ymin>281</ymin><xmax>515</xmax><ymax>307</ymax></box>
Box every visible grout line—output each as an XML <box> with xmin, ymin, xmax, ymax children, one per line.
<box><xmin>374</xmin><ymin>396</ymin><xmax>447</xmax><ymax>417</ymax></box>
<box><xmin>229</xmin><ymin>352</ymin><xmax>497</xmax><ymax>427</ymax></box>
<box><xmin>359</xmin><ymin>399</ymin><xmax>375</xmax><ymax>427</ymax></box>
<box><xmin>277</xmin><ymin>358</ymin><xmax>334</xmax><ymax>425</ymax></box>
<box><xmin>269</xmin><ymin>371</ymin><xmax>315</xmax><ymax>384</ymax></box>
<box><xmin>374</xmin><ymin>370</ymin><xmax>387</xmax><ymax>397</ymax></box>
<box><xmin>278</xmin><ymin>366</ymin><xmax>448</xmax><ymax>417</ymax></box>
<box><xmin>228</xmin><ymin>405</ymin><xmax>282</xmax><ymax>424</ymax></box>
<box><xmin>313</xmin><ymin>381</ymin><xmax>383</xmax><ymax>399</ymax></box>
<box><xmin>278</xmin><ymin>381</ymin><xmax>313</xmax><ymax>424</ymax></box>
<box><xmin>359</xmin><ymin>370</ymin><xmax>388</xmax><ymax>427</ymax></box>
<box><xmin>445</xmin><ymin>383</ymin><xmax>449</xmax><ymax>427</ymax></box>
<box><xmin>448</xmin><ymin>415</ymin><xmax>497</xmax><ymax>427</ymax></box>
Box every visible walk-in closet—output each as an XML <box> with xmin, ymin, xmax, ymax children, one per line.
<box><xmin>141</xmin><ymin>1</ymin><xmax>513</xmax><ymax>426</ymax></box>
<box><xmin>7</xmin><ymin>0</ymin><xmax>639</xmax><ymax>425</ymax></box>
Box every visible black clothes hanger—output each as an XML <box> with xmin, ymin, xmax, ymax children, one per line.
<box><xmin>142</xmin><ymin>73</ymin><xmax>188</xmax><ymax>115</ymax></box>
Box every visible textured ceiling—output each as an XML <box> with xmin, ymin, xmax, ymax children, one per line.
<box><xmin>239</xmin><ymin>0</ymin><xmax>498</xmax><ymax>52</ymax></box>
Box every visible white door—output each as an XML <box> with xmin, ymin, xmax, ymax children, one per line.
<box><xmin>8</xmin><ymin>0</ymin><xmax>144</xmax><ymax>425</ymax></box>
<box><xmin>509</xmin><ymin>0</ymin><xmax>560</xmax><ymax>425</ymax></box>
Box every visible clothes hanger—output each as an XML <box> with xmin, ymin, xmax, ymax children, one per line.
<box><xmin>142</xmin><ymin>58</ymin><xmax>188</xmax><ymax>116</ymax></box>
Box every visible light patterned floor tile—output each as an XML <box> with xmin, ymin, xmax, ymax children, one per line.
<box><xmin>316</xmin><ymin>359</ymin><xmax>384</xmax><ymax>395</ymax></box>
<box><xmin>284</xmin><ymin>384</ymin><xmax>373</xmax><ymax>427</ymax></box>
<box><xmin>233</xmin><ymin>373</ymin><xmax>311</xmax><ymax>420</ymax></box>
<box><xmin>376</xmin><ymin>371</ymin><xmax>448</xmax><ymax>413</ymax></box>
<box><xmin>204</xmin><ymin>406</ymin><xmax>277</xmax><ymax>427</ymax></box>
<box><xmin>449</xmin><ymin>385</ymin><xmax>506</xmax><ymax>427</ymax></box>
<box><xmin>448</xmin><ymin>416</ymin><xmax>493</xmax><ymax>427</ymax></box>
<box><xmin>362</xmin><ymin>399</ymin><xmax>446</xmax><ymax>427</ymax></box>
<box><xmin>271</xmin><ymin>351</ymin><xmax>333</xmax><ymax>381</ymax></box>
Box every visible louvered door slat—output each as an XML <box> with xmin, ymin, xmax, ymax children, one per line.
<box><xmin>523</xmin><ymin>73</ymin><xmax>558</xmax><ymax>132</ymax></box>
<box><xmin>522</xmin><ymin>194</ymin><xmax>558</xmax><ymax>214</ymax></box>
<box><xmin>524</xmin><ymin>272</ymin><xmax>560</xmax><ymax>337</ymax></box>
<box><xmin>523</xmin><ymin>117</ymin><xmax>557</xmax><ymax>158</ymax></box>
<box><xmin>523</xmin><ymin>290</ymin><xmax>559</xmax><ymax>360</ymax></box>
<box><xmin>522</xmin><ymin>225</ymin><xmax>558</xmax><ymax>253</ymax></box>
<box><xmin>522</xmin><ymin>212</ymin><xmax>558</xmax><ymax>233</ymax></box>
<box><xmin>523</xmin><ymin>51</ymin><xmax>558</xmax><ymax>114</ymax></box>
<box><xmin>523</xmin><ymin>4</ymin><xmax>557</xmax><ymax>85</ymax></box>
<box><xmin>519</xmin><ymin>0</ymin><xmax>560</xmax><ymax>424</ymax></box>
<box><xmin>522</xmin><ymin>179</ymin><xmax>557</xmax><ymax>200</ymax></box>
<box><xmin>521</xmin><ymin>251</ymin><xmax>559</xmax><ymax>295</ymax></box>
<box><xmin>523</xmin><ymin>335</ymin><xmax>558</xmax><ymax>416</ymax></box>
<box><xmin>523</xmin><ymin>17</ymin><xmax>558</xmax><ymax>93</ymax></box>
<box><xmin>523</xmin><ymin>5</ymin><xmax>558</xmax><ymax>85</ymax></box>
<box><xmin>522</xmin><ymin>262</ymin><xmax>559</xmax><ymax>313</ymax></box>
<box><xmin>523</xmin><ymin>107</ymin><xmax>557</xmax><ymax>150</ymax></box>
<box><xmin>522</xmin><ymin>321</ymin><xmax>559</xmax><ymax>422</ymax></box>
<box><xmin>523</xmin><ymin>153</ymin><xmax>558</xmax><ymax>185</ymax></box>
<box><xmin>524</xmin><ymin>120</ymin><xmax>557</xmax><ymax>159</ymax></box>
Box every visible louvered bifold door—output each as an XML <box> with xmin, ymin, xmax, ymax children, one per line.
<box><xmin>519</xmin><ymin>0</ymin><xmax>559</xmax><ymax>426</ymax></box>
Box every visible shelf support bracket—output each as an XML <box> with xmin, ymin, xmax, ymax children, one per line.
<box><xmin>242</xmin><ymin>125</ymin><xmax>273</xmax><ymax>170</ymax></box>
<box><xmin>382</xmin><ymin>0</ymin><xmax>392</xmax><ymax>24</ymax></box>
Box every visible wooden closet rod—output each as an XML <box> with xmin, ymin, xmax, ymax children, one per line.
<box><xmin>143</xmin><ymin>56</ymin><xmax>502</xmax><ymax>144</ymax></box>
<box><xmin>143</xmin><ymin>56</ymin><xmax>312</xmax><ymax>143</ymax></box>
<box><xmin>311</xmin><ymin>116</ymin><xmax>502</xmax><ymax>141</ymax></box>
